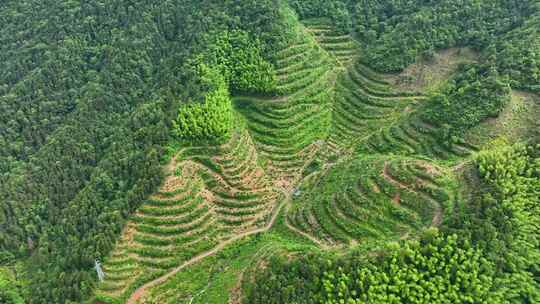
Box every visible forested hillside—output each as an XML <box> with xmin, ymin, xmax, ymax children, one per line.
<box><xmin>0</xmin><ymin>1</ymin><xmax>538</xmax><ymax>303</ymax></box>
<box><xmin>0</xmin><ymin>1</ymin><xmax>291</xmax><ymax>302</ymax></box>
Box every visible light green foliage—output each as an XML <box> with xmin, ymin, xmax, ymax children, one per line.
<box><xmin>477</xmin><ymin>145</ymin><xmax>536</xmax><ymax>193</ymax></box>
<box><xmin>474</xmin><ymin>145</ymin><xmax>540</xmax><ymax>302</ymax></box>
<box><xmin>0</xmin><ymin>271</ymin><xmax>24</xmax><ymax>304</ymax></box>
<box><xmin>204</xmin><ymin>30</ymin><xmax>277</xmax><ymax>94</ymax></box>
<box><xmin>445</xmin><ymin>144</ymin><xmax>540</xmax><ymax>302</ymax></box>
<box><xmin>244</xmin><ymin>232</ymin><xmax>499</xmax><ymax>304</ymax></box>
<box><xmin>173</xmin><ymin>65</ymin><xmax>233</xmax><ymax>143</ymax></box>
<box><xmin>321</xmin><ymin>234</ymin><xmax>496</xmax><ymax>304</ymax></box>
<box><xmin>2</xmin><ymin>1</ymin><xmax>539</xmax><ymax>303</ymax></box>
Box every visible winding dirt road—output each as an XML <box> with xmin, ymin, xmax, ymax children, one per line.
<box><xmin>126</xmin><ymin>194</ymin><xmax>289</xmax><ymax>304</ymax></box>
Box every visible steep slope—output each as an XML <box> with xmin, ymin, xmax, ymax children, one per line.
<box><xmin>234</xmin><ymin>23</ymin><xmax>337</xmax><ymax>189</ymax></box>
<box><xmin>96</xmin><ymin>126</ymin><xmax>279</xmax><ymax>303</ymax></box>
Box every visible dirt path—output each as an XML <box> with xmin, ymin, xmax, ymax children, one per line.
<box><xmin>163</xmin><ymin>154</ymin><xmax>178</xmax><ymax>175</ymax></box>
<box><xmin>382</xmin><ymin>162</ymin><xmax>443</xmax><ymax>227</ymax></box>
<box><xmin>283</xmin><ymin>209</ymin><xmax>329</xmax><ymax>250</ymax></box>
<box><xmin>452</xmin><ymin>159</ymin><xmax>473</xmax><ymax>172</ymax></box>
<box><xmin>126</xmin><ymin>195</ymin><xmax>289</xmax><ymax>304</ymax></box>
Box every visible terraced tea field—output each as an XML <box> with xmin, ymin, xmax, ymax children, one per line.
<box><xmin>287</xmin><ymin>157</ymin><xmax>453</xmax><ymax>246</ymax></box>
<box><xmin>95</xmin><ymin>128</ymin><xmax>279</xmax><ymax>302</ymax></box>
<box><xmin>355</xmin><ymin>110</ymin><xmax>479</xmax><ymax>159</ymax></box>
<box><xmin>304</xmin><ymin>21</ymin><xmax>361</xmax><ymax>66</ymax></box>
<box><xmin>234</xmin><ymin>23</ymin><xmax>336</xmax><ymax>188</ymax></box>
<box><xmin>94</xmin><ymin>19</ymin><xmax>530</xmax><ymax>304</ymax></box>
<box><xmin>328</xmin><ymin>60</ymin><xmax>422</xmax><ymax>149</ymax></box>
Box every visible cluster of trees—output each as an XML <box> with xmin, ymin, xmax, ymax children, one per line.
<box><xmin>423</xmin><ymin>64</ymin><xmax>511</xmax><ymax>145</ymax></box>
<box><xmin>0</xmin><ymin>1</ymin><xmax>295</xmax><ymax>303</ymax></box>
<box><xmin>352</xmin><ymin>0</ymin><xmax>538</xmax><ymax>75</ymax></box>
<box><xmin>285</xmin><ymin>1</ymin><xmax>539</xmax><ymax>94</ymax></box>
<box><xmin>171</xmin><ymin>28</ymin><xmax>280</xmax><ymax>143</ymax></box>
<box><xmin>173</xmin><ymin>65</ymin><xmax>233</xmax><ymax>143</ymax></box>
<box><xmin>243</xmin><ymin>232</ymin><xmax>499</xmax><ymax>303</ymax></box>
<box><xmin>243</xmin><ymin>143</ymin><xmax>540</xmax><ymax>303</ymax></box>
<box><xmin>287</xmin><ymin>0</ymin><xmax>352</xmax><ymax>33</ymax></box>
<box><xmin>202</xmin><ymin>30</ymin><xmax>277</xmax><ymax>94</ymax></box>
<box><xmin>0</xmin><ymin>0</ymin><xmax>537</xmax><ymax>303</ymax></box>
<box><xmin>490</xmin><ymin>24</ymin><xmax>540</xmax><ymax>92</ymax></box>
<box><xmin>0</xmin><ymin>270</ymin><xmax>23</xmax><ymax>304</ymax></box>
<box><xmin>446</xmin><ymin>144</ymin><xmax>540</xmax><ymax>301</ymax></box>
<box><xmin>320</xmin><ymin>234</ymin><xmax>495</xmax><ymax>303</ymax></box>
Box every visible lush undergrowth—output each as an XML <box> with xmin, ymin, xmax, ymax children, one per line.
<box><xmin>244</xmin><ymin>232</ymin><xmax>499</xmax><ymax>304</ymax></box>
<box><xmin>0</xmin><ymin>269</ymin><xmax>24</xmax><ymax>304</ymax></box>
<box><xmin>0</xmin><ymin>1</ymin><xmax>293</xmax><ymax>303</ymax></box>
<box><xmin>353</xmin><ymin>0</ymin><xmax>540</xmax><ymax>92</ymax></box>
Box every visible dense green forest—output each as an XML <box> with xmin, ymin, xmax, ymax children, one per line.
<box><xmin>0</xmin><ymin>0</ymin><xmax>538</xmax><ymax>303</ymax></box>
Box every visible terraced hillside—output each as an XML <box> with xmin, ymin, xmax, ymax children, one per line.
<box><xmin>327</xmin><ymin>60</ymin><xmax>422</xmax><ymax>149</ymax></box>
<box><xmin>302</xmin><ymin>24</ymin><xmax>480</xmax><ymax>160</ymax></box>
<box><xmin>287</xmin><ymin>156</ymin><xmax>454</xmax><ymax>247</ymax></box>
<box><xmin>300</xmin><ymin>22</ymin><xmax>429</xmax><ymax>157</ymax></box>
<box><xmin>304</xmin><ymin>21</ymin><xmax>361</xmax><ymax>66</ymax></box>
<box><xmin>94</xmin><ymin>18</ymin><xmax>538</xmax><ymax>304</ymax></box>
<box><xmin>95</xmin><ymin>128</ymin><xmax>279</xmax><ymax>302</ymax></box>
<box><xmin>234</xmin><ymin>23</ymin><xmax>337</xmax><ymax>189</ymax></box>
<box><xmin>356</xmin><ymin>113</ymin><xmax>478</xmax><ymax>159</ymax></box>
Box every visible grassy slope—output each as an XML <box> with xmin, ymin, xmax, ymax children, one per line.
<box><xmin>93</xmin><ymin>16</ymin><xmax>539</xmax><ymax>304</ymax></box>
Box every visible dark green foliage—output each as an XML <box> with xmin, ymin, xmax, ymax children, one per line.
<box><xmin>288</xmin><ymin>0</ymin><xmax>352</xmax><ymax>33</ymax></box>
<box><xmin>423</xmin><ymin>64</ymin><xmax>511</xmax><ymax>144</ymax></box>
<box><xmin>1</xmin><ymin>0</ymin><xmax>539</xmax><ymax>303</ymax></box>
<box><xmin>491</xmin><ymin>25</ymin><xmax>540</xmax><ymax>92</ymax></box>
<box><xmin>0</xmin><ymin>1</ymin><xmax>291</xmax><ymax>303</ymax></box>
<box><xmin>354</xmin><ymin>0</ymin><xmax>537</xmax><ymax>73</ymax></box>
<box><xmin>203</xmin><ymin>30</ymin><xmax>277</xmax><ymax>94</ymax></box>
<box><xmin>290</xmin><ymin>1</ymin><xmax>539</xmax><ymax>93</ymax></box>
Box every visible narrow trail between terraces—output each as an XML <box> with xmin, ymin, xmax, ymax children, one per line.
<box><xmin>382</xmin><ymin>162</ymin><xmax>443</xmax><ymax>227</ymax></box>
<box><xmin>126</xmin><ymin>193</ymin><xmax>289</xmax><ymax>304</ymax></box>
